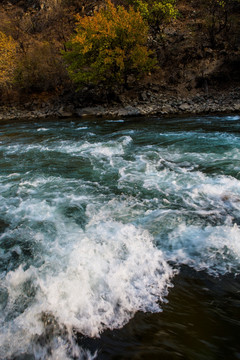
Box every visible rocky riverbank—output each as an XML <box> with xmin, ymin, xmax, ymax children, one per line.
<box><xmin>0</xmin><ymin>89</ymin><xmax>240</xmax><ymax>120</ymax></box>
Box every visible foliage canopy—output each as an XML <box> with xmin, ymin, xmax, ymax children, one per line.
<box><xmin>63</xmin><ymin>0</ymin><xmax>156</xmax><ymax>88</ymax></box>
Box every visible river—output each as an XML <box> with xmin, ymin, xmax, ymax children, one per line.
<box><xmin>0</xmin><ymin>115</ymin><xmax>240</xmax><ymax>359</ymax></box>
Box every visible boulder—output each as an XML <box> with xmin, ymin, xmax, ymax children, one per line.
<box><xmin>75</xmin><ymin>106</ymin><xmax>105</xmax><ymax>117</ymax></box>
<box><xmin>179</xmin><ymin>103</ymin><xmax>191</xmax><ymax>111</ymax></box>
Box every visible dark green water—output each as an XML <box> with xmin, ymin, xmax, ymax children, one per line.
<box><xmin>0</xmin><ymin>115</ymin><xmax>240</xmax><ymax>359</ymax></box>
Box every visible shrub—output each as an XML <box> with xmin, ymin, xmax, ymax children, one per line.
<box><xmin>15</xmin><ymin>41</ymin><xmax>67</xmax><ymax>93</ymax></box>
<box><xmin>0</xmin><ymin>31</ymin><xmax>17</xmax><ymax>88</ymax></box>
<box><xmin>129</xmin><ymin>0</ymin><xmax>177</xmax><ymax>31</ymax></box>
<box><xmin>63</xmin><ymin>0</ymin><xmax>156</xmax><ymax>88</ymax></box>
<box><xmin>201</xmin><ymin>0</ymin><xmax>239</xmax><ymax>48</ymax></box>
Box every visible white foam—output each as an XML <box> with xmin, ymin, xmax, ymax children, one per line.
<box><xmin>42</xmin><ymin>136</ymin><xmax>132</xmax><ymax>158</ymax></box>
<box><xmin>106</xmin><ymin>119</ymin><xmax>125</xmax><ymax>123</ymax></box>
<box><xmin>225</xmin><ymin>115</ymin><xmax>240</xmax><ymax>121</ymax></box>
<box><xmin>3</xmin><ymin>173</ymin><xmax>20</xmax><ymax>178</ymax></box>
<box><xmin>0</xmin><ymin>216</ymin><xmax>173</xmax><ymax>358</ymax></box>
<box><xmin>165</xmin><ymin>223</ymin><xmax>240</xmax><ymax>274</ymax></box>
<box><xmin>38</xmin><ymin>223</ymin><xmax>172</xmax><ymax>334</ymax></box>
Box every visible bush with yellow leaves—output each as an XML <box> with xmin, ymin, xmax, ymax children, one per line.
<box><xmin>0</xmin><ymin>31</ymin><xmax>17</xmax><ymax>88</ymax></box>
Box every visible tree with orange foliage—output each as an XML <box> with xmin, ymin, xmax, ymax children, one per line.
<box><xmin>0</xmin><ymin>31</ymin><xmax>17</xmax><ymax>87</ymax></box>
<box><xmin>64</xmin><ymin>0</ymin><xmax>156</xmax><ymax>88</ymax></box>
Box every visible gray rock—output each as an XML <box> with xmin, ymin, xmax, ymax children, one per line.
<box><xmin>234</xmin><ymin>103</ymin><xmax>240</xmax><ymax>111</ymax></box>
<box><xmin>117</xmin><ymin>106</ymin><xmax>141</xmax><ymax>117</ymax></box>
<box><xmin>162</xmin><ymin>105</ymin><xmax>173</xmax><ymax>113</ymax></box>
<box><xmin>179</xmin><ymin>103</ymin><xmax>191</xmax><ymax>111</ymax></box>
<box><xmin>140</xmin><ymin>91</ymin><xmax>148</xmax><ymax>102</ymax></box>
<box><xmin>58</xmin><ymin>110</ymin><xmax>73</xmax><ymax>118</ymax></box>
<box><xmin>75</xmin><ymin>106</ymin><xmax>105</xmax><ymax>117</ymax></box>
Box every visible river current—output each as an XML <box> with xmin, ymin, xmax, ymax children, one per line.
<box><xmin>0</xmin><ymin>115</ymin><xmax>240</xmax><ymax>359</ymax></box>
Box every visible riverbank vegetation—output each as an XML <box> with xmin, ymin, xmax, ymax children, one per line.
<box><xmin>0</xmin><ymin>0</ymin><xmax>240</xmax><ymax>106</ymax></box>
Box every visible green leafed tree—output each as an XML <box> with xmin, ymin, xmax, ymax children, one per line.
<box><xmin>63</xmin><ymin>0</ymin><xmax>156</xmax><ymax>89</ymax></box>
<box><xmin>129</xmin><ymin>0</ymin><xmax>177</xmax><ymax>31</ymax></box>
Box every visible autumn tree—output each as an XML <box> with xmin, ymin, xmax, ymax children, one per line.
<box><xmin>0</xmin><ymin>31</ymin><xmax>17</xmax><ymax>87</ymax></box>
<box><xmin>63</xmin><ymin>0</ymin><xmax>156</xmax><ymax>88</ymax></box>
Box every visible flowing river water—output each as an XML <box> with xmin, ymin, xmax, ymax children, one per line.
<box><xmin>0</xmin><ymin>115</ymin><xmax>240</xmax><ymax>360</ymax></box>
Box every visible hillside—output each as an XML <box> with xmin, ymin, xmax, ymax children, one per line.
<box><xmin>0</xmin><ymin>0</ymin><xmax>240</xmax><ymax>110</ymax></box>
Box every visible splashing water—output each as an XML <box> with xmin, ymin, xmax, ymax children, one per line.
<box><xmin>0</xmin><ymin>115</ymin><xmax>240</xmax><ymax>359</ymax></box>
